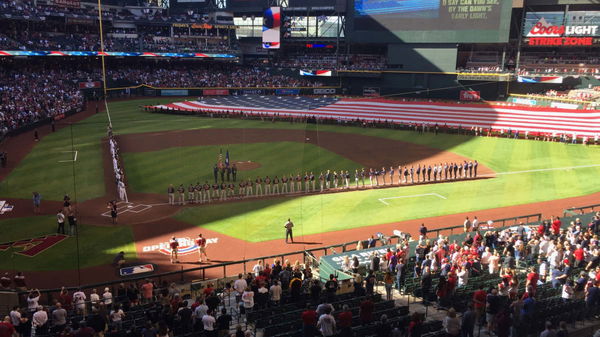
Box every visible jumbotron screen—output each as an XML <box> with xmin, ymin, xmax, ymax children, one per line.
<box><xmin>352</xmin><ymin>0</ymin><xmax>512</xmax><ymax>43</ymax></box>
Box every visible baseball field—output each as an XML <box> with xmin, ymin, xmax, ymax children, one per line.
<box><xmin>1</xmin><ymin>98</ymin><xmax>599</xmax><ymax>286</ymax></box>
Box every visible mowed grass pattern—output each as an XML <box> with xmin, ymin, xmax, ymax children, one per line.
<box><xmin>122</xmin><ymin>142</ymin><xmax>363</xmax><ymax>194</ymax></box>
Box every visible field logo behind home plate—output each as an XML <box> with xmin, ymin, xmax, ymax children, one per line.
<box><xmin>142</xmin><ymin>237</ymin><xmax>218</xmax><ymax>256</ymax></box>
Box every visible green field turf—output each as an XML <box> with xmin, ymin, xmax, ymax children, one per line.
<box><xmin>0</xmin><ymin>216</ymin><xmax>136</xmax><ymax>271</ymax></box>
<box><xmin>122</xmin><ymin>142</ymin><xmax>363</xmax><ymax>194</ymax></box>
<box><xmin>2</xmin><ymin>98</ymin><xmax>600</xmax><ymax>252</ymax></box>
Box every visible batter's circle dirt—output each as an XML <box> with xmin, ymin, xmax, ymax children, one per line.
<box><xmin>235</xmin><ymin>161</ymin><xmax>261</xmax><ymax>171</ymax></box>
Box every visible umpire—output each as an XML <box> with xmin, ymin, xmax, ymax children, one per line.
<box><xmin>284</xmin><ymin>218</ymin><xmax>294</xmax><ymax>243</ymax></box>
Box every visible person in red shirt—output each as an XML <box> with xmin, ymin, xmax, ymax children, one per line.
<box><xmin>0</xmin><ymin>316</ymin><xmax>15</xmax><ymax>337</ymax></box>
<box><xmin>472</xmin><ymin>284</ymin><xmax>487</xmax><ymax>323</ymax></box>
<box><xmin>446</xmin><ymin>271</ymin><xmax>457</xmax><ymax>295</ymax></box>
<box><xmin>336</xmin><ymin>304</ymin><xmax>353</xmax><ymax>336</ymax></box>
<box><xmin>574</xmin><ymin>245</ymin><xmax>585</xmax><ymax>268</ymax></box>
<box><xmin>195</xmin><ymin>234</ymin><xmax>208</xmax><ymax>263</ymax></box>
<box><xmin>169</xmin><ymin>237</ymin><xmax>179</xmax><ymax>263</ymax></box>
<box><xmin>537</xmin><ymin>223</ymin><xmax>546</xmax><ymax>235</ymax></box>
<box><xmin>526</xmin><ymin>267</ymin><xmax>539</xmax><ymax>297</ymax></box>
<box><xmin>203</xmin><ymin>283</ymin><xmax>215</xmax><ymax>297</ymax></box>
<box><xmin>551</xmin><ymin>216</ymin><xmax>562</xmax><ymax>234</ymax></box>
<box><xmin>301</xmin><ymin>305</ymin><xmax>317</xmax><ymax>336</ymax></box>
<box><xmin>359</xmin><ymin>297</ymin><xmax>374</xmax><ymax>325</ymax></box>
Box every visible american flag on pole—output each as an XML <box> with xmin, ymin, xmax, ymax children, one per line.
<box><xmin>152</xmin><ymin>97</ymin><xmax>600</xmax><ymax>136</ymax></box>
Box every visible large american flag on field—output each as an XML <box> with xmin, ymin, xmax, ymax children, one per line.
<box><xmin>153</xmin><ymin>97</ymin><xmax>600</xmax><ymax>137</ymax></box>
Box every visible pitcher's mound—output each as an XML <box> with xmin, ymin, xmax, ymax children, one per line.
<box><xmin>235</xmin><ymin>161</ymin><xmax>261</xmax><ymax>171</ymax></box>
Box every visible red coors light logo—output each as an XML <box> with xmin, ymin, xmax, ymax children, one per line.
<box><xmin>528</xmin><ymin>18</ymin><xmax>564</xmax><ymax>37</ymax></box>
<box><xmin>527</xmin><ymin>17</ymin><xmax>599</xmax><ymax>37</ymax></box>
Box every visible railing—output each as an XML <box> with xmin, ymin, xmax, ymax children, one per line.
<box><xmin>564</xmin><ymin>203</ymin><xmax>600</xmax><ymax>217</ymax></box>
<box><xmin>13</xmin><ymin>236</ymin><xmax>401</xmax><ymax>307</ymax></box>
<box><xmin>11</xmin><ymin>212</ymin><xmax>542</xmax><ymax>307</ymax></box>
<box><xmin>424</xmin><ymin>213</ymin><xmax>542</xmax><ymax>238</ymax></box>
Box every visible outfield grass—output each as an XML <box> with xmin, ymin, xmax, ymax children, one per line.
<box><xmin>0</xmin><ymin>216</ymin><xmax>136</xmax><ymax>271</ymax></box>
<box><xmin>3</xmin><ymin>98</ymin><xmax>600</xmax><ymax>245</ymax></box>
<box><xmin>122</xmin><ymin>142</ymin><xmax>363</xmax><ymax>194</ymax></box>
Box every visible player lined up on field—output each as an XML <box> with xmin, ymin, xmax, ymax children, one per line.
<box><xmin>166</xmin><ymin>160</ymin><xmax>479</xmax><ymax>205</ymax></box>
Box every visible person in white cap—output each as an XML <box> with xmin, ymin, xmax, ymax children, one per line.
<box><xmin>103</xmin><ymin>287</ymin><xmax>113</xmax><ymax>306</ymax></box>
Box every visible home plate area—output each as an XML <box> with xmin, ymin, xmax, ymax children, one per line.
<box><xmin>101</xmin><ymin>201</ymin><xmax>152</xmax><ymax>217</ymax></box>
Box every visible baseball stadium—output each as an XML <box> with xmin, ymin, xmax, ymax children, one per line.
<box><xmin>0</xmin><ymin>0</ymin><xmax>600</xmax><ymax>336</ymax></box>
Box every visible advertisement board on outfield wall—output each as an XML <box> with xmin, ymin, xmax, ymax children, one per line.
<box><xmin>512</xmin><ymin>97</ymin><xmax>538</xmax><ymax>106</ymax></box>
<box><xmin>460</xmin><ymin>90</ymin><xmax>481</xmax><ymax>101</ymax></box>
<box><xmin>275</xmin><ymin>88</ymin><xmax>300</xmax><ymax>95</ymax></box>
<box><xmin>203</xmin><ymin>89</ymin><xmax>230</xmax><ymax>96</ymax></box>
<box><xmin>363</xmin><ymin>87</ymin><xmax>380</xmax><ymax>97</ymax></box>
<box><xmin>241</xmin><ymin>89</ymin><xmax>264</xmax><ymax>95</ymax></box>
<box><xmin>313</xmin><ymin>88</ymin><xmax>337</xmax><ymax>95</ymax></box>
<box><xmin>550</xmin><ymin>102</ymin><xmax>580</xmax><ymax>110</ymax></box>
<box><xmin>161</xmin><ymin>89</ymin><xmax>189</xmax><ymax>96</ymax></box>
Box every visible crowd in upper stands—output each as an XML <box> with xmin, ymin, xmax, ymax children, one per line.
<box><xmin>0</xmin><ymin>62</ymin><xmax>85</xmax><ymax>135</ymax></box>
<box><xmin>104</xmin><ymin>63</ymin><xmax>323</xmax><ymax>88</ymax></box>
<box><xmin>0</xmin><ymin>58</ymin><xmax>326</xmax><ymax>134</ymax></box>
<box><xmin>458</xmin><ymin>53</ymin><xmax>600</xmax><ymax>76</ymax></box>
<box><xmin>269</xmin><ymin>54</ymin><xmax>387</xmax><ymax>71</ymax></box>
<box><xmin>0</xmin><ymin>0</ymin><xmax>238</xmax><ymax>53</ymax></box>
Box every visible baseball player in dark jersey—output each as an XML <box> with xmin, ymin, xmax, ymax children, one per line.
<box><xmin>228</xmin><ymin>183</ymin><xmax>235</xmax><ymax>198</ymax></box>
<box><xmin>304</xmin><ymin>172</ymin><xmax>310</xmax><ymax>192</ymax></box>
<box><xmin>295</xmin><ymin>173</ymin><xmax>302</xmax><ymax>192</ymax></box>
<box><xmin>389</xmin><ymin>166</ymin><xmax>395</xmax><ymax>185</ymax></box>
<box><xmin>168</xmin><ymin>184</ymin><xmax>175</xmax><ymax>205</ymax></box>
<box><xmin>474</xmin><ymin>160</ymin><xmax>479</xmax><ymax>177</ymax></box>
<box><xmin>310</xmin><ymin>172</ymin><xmax>316</xmax><ymax>191</ymax></box>
<box><xmin>203</xmin><ymin>182</ymin><xmax>211</xmax><ymax>203</ymax></box>
<box><xmin>177</xmin><ymin>184</ymin><xmax>185</xmax><ymax>205</ymax></box>
<box><xmin>319</xmin><ymin>172</ymin><xmax>325</xmax><ymax>192</ymax></box>
<box><xmin>246</xmin><ymin>179</ymin><xmax>254</xmax><ymax>197</ymax></box>
<box><xmin>381</xmin><ymin>167</ymin><xmax>387</xmax><ymax>185</ymax></box>
<box><xmin>416</xmin><ymin>165</ymin><xmax>421</xmax><ymax>183</ymax></box>
<box><xmin>255</xmin><ymin>176</ymin><xmax>263</xmax><ymax>196</ymax></box>
<box><xmin>273</xmin><ymin>176</ymin><xmax>280</xmax><ymax>194</ymax></box>
<box><xmin>188</xmin><ymin>184</ymin><xmax>195</xmax><ymax>204</ymax></box>
<box><xmin>282</xmin><ymin>175</ymin><xmax>289</xmax><ymax>194</ymax></box>
<box><xmin>333</xmin><ymin>171</ymin><xmax>339</xmax><ymax>189</ymax></box>
<box><xmin>219</xmin><ymin>183</ymin><xmax>227</xmax><ymax>201</ymax></box>
<box><xmin>195</xmin><ymin>182</ymin><xmax>202</xmax><ymax>203</ymax></box>
<box><xmin>239</xmin><ymin>180</ymin><xmax>246</xmax><ymax>197</ymax></box>
<box><xmin>325</xmin><ymin>170</ymin><xmax>331</xmax><ymax>189</ymax></box>
<box><xmin>344</xmin><ymin>170</ymin><xmax>350</xmax><ymax>189</ymax></box>
<box><xmin>212</xmin><ymin>182</ymin><xmax>219</xmax><ymax>198</ymax></box>
<box><xmin>360</xmin><ymin>168</ymin><xmax>366</xmax><ymax>187</ymax></box>
<box><xmin>264</xmin><ymin>176</ymin><xmax>272</xmax><ymax>195</ymax></box>
<box><xmin>427</xmin><ymin>165</ymin><xmax>432</xmax><ymax>181</ymax></box>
